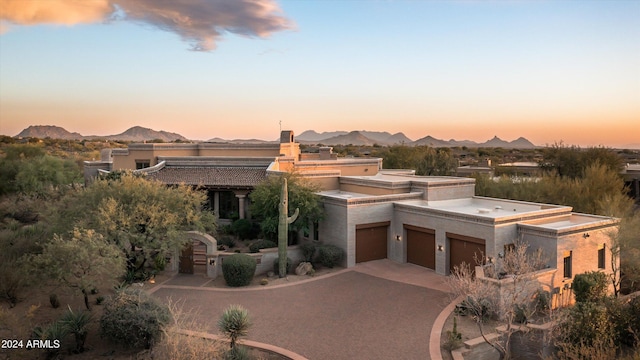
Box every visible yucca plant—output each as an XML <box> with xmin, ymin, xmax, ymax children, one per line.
<box><xmin>32</xmin><ymin>320</ymin><xmax>68</xmax><ymax>359</ymax></box>
<box><xmin>60</xmin><ymin>306</ymin><xmax>93</xmax><ymax>353</ymax></box>
<box><xmin>217</xmin><ymin>305</ymin><xmax>252</xmax><ymax>350</ymax></box>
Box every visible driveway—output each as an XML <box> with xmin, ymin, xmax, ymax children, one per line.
<box><xmin>151</xmin><ymin>260</ymin><xmax>451</xmax><ymax>360</ymax></box>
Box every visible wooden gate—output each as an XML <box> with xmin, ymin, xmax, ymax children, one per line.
<box><xmin>179</xmin><ymin>242</ymin><xmax>194</xmax><ymax>274</ymax></box>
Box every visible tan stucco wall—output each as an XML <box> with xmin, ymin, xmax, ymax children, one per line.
<box><xmin>339</xmin><ymin>183</ymin><xmax>407</xmax><ymax>195</ymax></box>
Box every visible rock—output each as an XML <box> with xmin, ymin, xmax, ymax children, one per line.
<box><xmin>295</xmin><ymin>262</ymin><xmax>313</xmax><ymax>276</ymax></box>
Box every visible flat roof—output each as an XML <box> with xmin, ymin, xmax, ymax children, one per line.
<box><xmin>342</xmin><ymin>173</ymin><xmax>474</xmax><ymax>184</ymax></box>
<box><xmin>397</xmin><ymin>196</ymin><xmax>570</xmax><ymax>220</ymax></box>
<box><xmin>520</xmin><ymin>213</ymin><xmax>618</xmax><ymax>231</ymax></box>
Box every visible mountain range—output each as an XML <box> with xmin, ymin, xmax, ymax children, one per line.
<box><xmin>296</xmin><ymin>130</ymin><xmax>537</xmax><ymax>148</ymax></box>
<box><xmin>16</xmin><ymin>125</ymin><xmax>187</xmax><ymax>142</ymax></box>
<box><xmin>14</xmin><ymin>125</ymin><xmax>537</xmax><ymax>148</ymax></box>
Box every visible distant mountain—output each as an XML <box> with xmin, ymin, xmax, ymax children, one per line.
<box><xmin>412</xmin><ymin>135</ymin><xmax>452</xmax><ymax>147</ymax></box>
<box><xmin>15</xmin><ymin>125</ymin><xmax>187</xmax><ymax>142</ymax></box>
<box><xmin>297</xmin><ymin>130</ymin><xmax>537</xmax><ymax>148</ymax></box>
<box><xmin>297</xmin><ymin>130</ymin><xmax>348</xmax><ymax>142</ymax></box>
<box><xmin>508</xmin><ymin>137</ymin><xmax>537</xmax><ymax>149</ymax></box>
<box><xmin>17</xmin><ymin>125</ymin><xmax>84</xmax><ymax>140</ymax></box>
<box><xmin>95</xmin><ymin>126</ymin><xmax>187</xmax><ymax>142</ymax></box>
<box><xmin>386</xmin><ymin>132</ymin><xmax>413</xmax><ymax>144</ymax></box>
<box><xmin>298</xmin><ymin>130</ymin><xmax>413</xmax><ymax>145</ymax></box>
<box><xmin>479</xmin><ymin>136</ymin><xmax>511</xmax><ymax>148</ymax></box>
<box><xmin>316</xmin><ymin>131</ymin><xmax>377</xmax><ymax>146</ymax></box>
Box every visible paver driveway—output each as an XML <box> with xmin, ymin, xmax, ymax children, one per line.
<box><xmin>151</xmin><ymin>261</ymin><xmax>451</xmax><ymax>360</ymax></box>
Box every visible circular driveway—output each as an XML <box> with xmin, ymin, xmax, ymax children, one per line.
<box><xmin>151</xmin><ymin>264</ymin><xmax>451</xmax><ymax>360</ymax></box>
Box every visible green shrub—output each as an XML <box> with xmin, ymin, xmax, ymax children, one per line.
<box><xmin>301</xmin><ymin>242</ymin><xmax>317</xmax><ymax>262</ymax></box>
<box><xmin>573</xmin><ymin>271</ymin><xmax>608</xmax><ymax>303</ymax></box>
<box><xmin>317</xmin><ymin>244</ymin><xmax>344</xmax><ymax>268</ymax></box>
<box><xmin>605</xmin><ymin>296</ymin><xmax>640</xmax><ymax>347</ymax></box>
<box><xmin>96</xmin><ymin>296</ymin><xmax>105</xmax><ymax>305</ymax></box>
<box><xmin>49</xmin><ymin>294</ymin><xmax>60</xmax><ymax>309</ymax></box>
<box><xmin>556</xmin><ymin>302</ymin><xmax>613</xmax><ymax>347</ymax></box>
<box><xmin>273</xmin><ymin>257</ymin><xmax>292</xmax><ymax>275</ymax></box>
<box><xmin>222</xmin><ymin>254</ymin><xmax>256</xmax><ymax>287</ymax></box>
<box><xmin>455</xmin><ymin>296</ymin><xmax>492</xmax><ymax>322</ymax></box>
<box><xmin>231</xmin><ymin>219</ymin><xmax>257</xmax><ymax>240</ymax></box>
<box><xmin>218</xmin><ymin>235</ymin><xmax>237</xmax><ymax>249</ymax></box>
<box><xmin>535</xmin><ymin>289</ymin><xmax>551</xmax><ymax>314</ymax></box>
<box><xmin>443</xmin><ymin>316</ymin><xmax>463</xmax><ymax>351</ymax></box>
<box><xmin>248</xmin><ymin>240</ymin><xmax>277</xmax><ymax>253</ymax></box>
<box><xmin>153</xmin><ymin>255</ymin><xmax>167</xmax><ymax>272</ymax></box>
<box><xmin>223</xmin><ymin>345</ymin><xmax>251</xmax><ymax>360</ymax></box>
<box><xmin>100</xmin><ymin>288</ymin><xmax>171</xmax><ymax>349</ymax></box>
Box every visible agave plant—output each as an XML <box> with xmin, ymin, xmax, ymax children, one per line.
<box><xmin>217</xmin><ymin>304</ymin><xmax>252</xmax><ymax>350</ymax></box>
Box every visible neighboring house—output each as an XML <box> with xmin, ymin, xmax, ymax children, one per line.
<box><xmin>84</xmin><ymin>131</ymin><xmax>619</xmax><ymax>303</ymax></box>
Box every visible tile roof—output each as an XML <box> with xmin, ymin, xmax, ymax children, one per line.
<box><xmin>146</xmin><ymin>166</ymin><xmax>267</xmax><ymax>188</ymax></box>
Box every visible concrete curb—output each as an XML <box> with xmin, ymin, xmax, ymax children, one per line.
<box><xmin>429</xmin><ymin>295</ymin><xmax>464</xmax><ymax>360</ymax></box>
<box><xmin>148</xmin><ymin>268</ymin><xmax>351</xmax><ymax>294</ymax></box>
<box><xmin>175</xmin><ymin>329</ymin><xmax>309</xmax><ymax>360</ymax></box>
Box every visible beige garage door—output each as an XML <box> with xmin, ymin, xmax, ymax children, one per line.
<box><xmin>448</xmin><ymin>233</ymin><xmax>485</xmax><ymax>274</ymax></box>
<box><xmin>406</xmin><ymin>225</ymin><xmax>436</xmax><ymax>270</ymax></box>
<box><xmin>356</xmin><ymin>222</ymin><xmax>389</xmax><ymax>263</ymax></box>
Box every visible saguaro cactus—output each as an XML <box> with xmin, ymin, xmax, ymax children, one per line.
<box><xmin>278</xmin><ymin>177</ymin><xmax>299</xmax><ymax>278</ymax></box>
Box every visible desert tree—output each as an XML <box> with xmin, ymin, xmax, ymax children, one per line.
<box><xmin>448</xmin><ymin>241</ymin><xmax>548</xmax><ymax>360</ymax></box>
<box><xmin>250</xmin><ymin>172</ymin><xmax>323</xmax><ymax>242</ymax></box>
<box><xmin>28</xmin><ymin>228</ymin><xmax>125</xmax><ymax>309</ymax></box>
<box><xmin>48</xmin><ymin>172</ymin><xmax>216</xmax><ymax>278</ymax></box>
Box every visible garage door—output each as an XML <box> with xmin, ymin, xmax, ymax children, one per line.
<box><xmin>356</xmin><ymin>222</ymin><xmax>389</xmax><ymax>263</ymax></box>
<box><xmin>448</xmin><ymin>233</ymin><xmax>485</xmax><ymax>274</ymax></box>
<box><xmin>406</xmin><ymin>225</ymin><xmax>436</xmax><ymax>270</ymax></box>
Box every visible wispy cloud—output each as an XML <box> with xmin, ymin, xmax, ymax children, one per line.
<box><xmin>0</xmin><ymin>0</ymin><xmax>293</xmax><ymax>51</ymax></box>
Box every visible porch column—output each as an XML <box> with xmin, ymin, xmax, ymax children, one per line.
<box><xmin>236</xmin><ymin>194</ymin><xmax>246</xmax><ymax>219</ymax></box>
<box><xmin>213</xmin><ymin>191</ymin><xmax>220</xmax><ymax>219</ymax></box>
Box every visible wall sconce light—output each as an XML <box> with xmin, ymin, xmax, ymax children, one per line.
<box><xmin>582</xmin><ymin>233</ymin><xmax>590</xmax><ymax>238</ymax></box>
<box><xmin>209</xmin><ymin>258</ymin><xmax>215</xmax><ymax>266</ymax></box>
<box><xmin>437</xmin><ymin>244</ymin><xmax>444</xmax><ymax>252</ymax></box>
<box><xmin>395</xmin><ymin>235</ymin><xmax>402</xmax><ymax>241</ymax></box>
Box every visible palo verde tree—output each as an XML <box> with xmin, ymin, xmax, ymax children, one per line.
<box><xmin>28</xmin><ymin>228</ymin><xmax>125</xmax><ymax>309</ymax></box>
<box><xmin>250</xmin><ymin>172</ymin><xmax>323</xmax><ymax>242</ymax></box>
<box><xmin>49</xmin><ymin>171</ymin><xmax>216</xmax><ymax>279</ymax></box>
<box><xmin>0</xmin><ymin>143</ymin><xmax>81</xmax><ymax>197</ymax></box>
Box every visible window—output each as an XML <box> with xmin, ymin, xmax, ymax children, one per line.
<box><xmin>563</xmin><ymin>251</ymin><xmax>572</xmax><ymax>278</ymax></box>
<box><xmin>598</xmin><ymin>245</ymin><xmax>606</xmax><ymax>269</ymax></box>
<box><xmin>135</xmin><ymin>160</ymin><xmax>150</xmax><ymax>169</ymax></box>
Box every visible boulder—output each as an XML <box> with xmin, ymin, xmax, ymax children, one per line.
<box><xmin>295</xmin><ymin>262</ymin><xmax>313</xmax><ymax>276</ymax></box>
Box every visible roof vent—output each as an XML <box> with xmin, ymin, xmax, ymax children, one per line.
<box><xmin>478</xmin><ymin>208</ymin><xmax>491</xmax><ymax>214</ymax></box>
<box><xmin>494</xmin><ymin>206</ymin><xmax>502</xmax><ymax>211</ymax></box>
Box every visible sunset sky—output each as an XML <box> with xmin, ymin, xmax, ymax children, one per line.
<box><xmin>1</xmin><ymin>0</ymin><xmax>638</xmax><ymax>148</ymax></box>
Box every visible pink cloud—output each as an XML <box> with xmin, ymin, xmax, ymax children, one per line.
<box><xmin>0</xmin><ymin>0</ymin><xmax>293</xmax><ymax>51</ymax></box>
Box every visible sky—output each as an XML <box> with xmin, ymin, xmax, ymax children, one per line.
<box><xmin>0</xmin><ymin>0</ymin><xmax>639</xmax><ymax>148</ymax></box>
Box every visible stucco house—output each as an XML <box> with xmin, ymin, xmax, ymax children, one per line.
<box><xmin>84</xmin><ymin>131</ymin><xmax>619</xmax><ymax>303</ymax></box>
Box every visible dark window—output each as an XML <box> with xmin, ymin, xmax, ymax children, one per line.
<box><xmin>219</xmin><ymin>191</ymin><xmax>238</xmax><ymax>219</ymax></box>
<box><xmin>598</xmin><ymin>246</ymin><xmax>606</xmax><ymax>269</ymax></box>
<box><xmin>135</xmin><ymin>160</ymin><xmax>150</xmax><ymax>169</ymax></box>
<box><xmin>563</xmin><ymin>251</ymin><xmax>572</xmax><ymax>278</ymax></box>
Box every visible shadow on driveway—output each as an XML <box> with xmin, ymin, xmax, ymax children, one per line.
<box><xmin>152</xmin><ymin>265</ymin><xmax>451</xmax><ymax>360</ymax></box>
